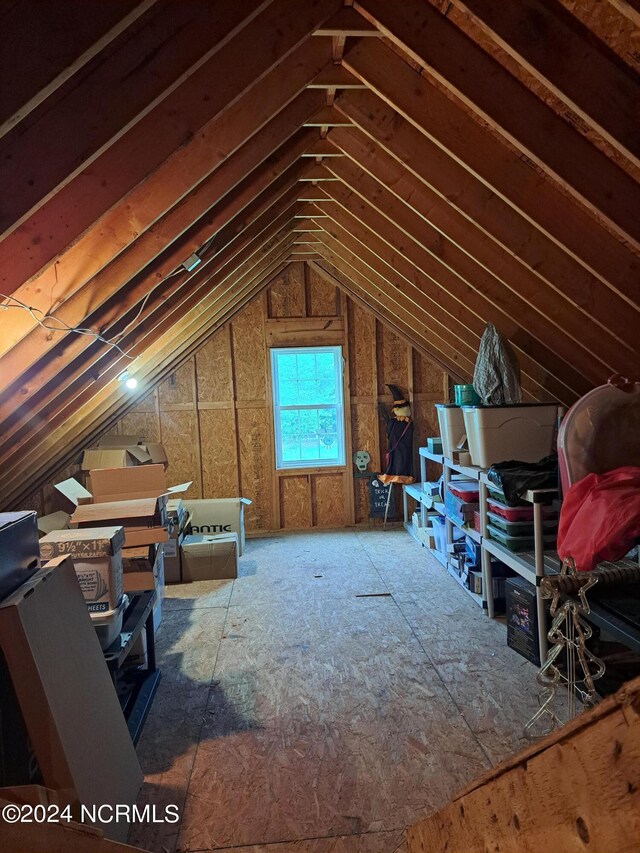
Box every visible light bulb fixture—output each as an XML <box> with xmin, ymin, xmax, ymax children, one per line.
<box><xmin>118</xmin><ymin>369</ymin><xmax>129</xmax><ymax>382</ymax></box>
<box><xmin>125</xmin><ymin>377</ymin><xmax>138</xmax><ymax>390</ymax></box>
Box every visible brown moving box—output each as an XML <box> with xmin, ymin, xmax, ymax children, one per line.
<box><xmin>89</xmin><ymin>464</ymin><xmax>190</xmax><ymax>506</ymax></box>
<box><xmin>96</xmin><ymin>434</ymin><xmax>168</xmax><ymax>467</ymax></box>
<box><xmin>181</xmin><ymin>533</ymin><xmax>238</xmax><ymax>581</ymax></box>
<box><xmin>0</xmin><ymin>562</ymin><xmax>142</xmax><ymax>841</ymax></box>
<box><xmin>121</xmin><ymin>542</ymin><xmax>163</xmax><ymax>594</ymax></box>
<box><xmin>39</xmin><ymin>527</ymin><xmax>124</xmax><ymax>614</ymax></box>
<box><xmin>37</xmin><ymin>510</ymin><xmax>71</xmax><ymax>535</ymax></box>
<box><xmin>80</xmin><ymin>447</ymin><xmax>149</xmax><ymax>472</ymax></box>
<box><xmin>69</xmin><ymin>498</ymin><xmax>167</xmax><ymax>548</ymax></box>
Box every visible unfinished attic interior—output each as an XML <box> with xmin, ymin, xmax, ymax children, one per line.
<box><xmin>2</xmin><ymin>0</ymin><xmax>640</xmax><ymax>851</ymax></box>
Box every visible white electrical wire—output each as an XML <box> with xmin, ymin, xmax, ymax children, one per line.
<box><xmin>0</xmin><ymin>265</ymin><xmax>185</xmax><ymax>359</ymax></box>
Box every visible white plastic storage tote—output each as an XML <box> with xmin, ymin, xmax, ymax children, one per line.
<box><xmin>461</xmin><ymin>404</ymin><xmax>558</xmax><ymax>468</ymax></box>
<box><xmin>435</xmin><ymin>404</ymin><xmax>466</xmax><ymax>460</ymax></box>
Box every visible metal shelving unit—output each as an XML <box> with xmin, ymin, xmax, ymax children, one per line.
<box><xmin>405</xmin><ymin>449</ymin><xmax>560</xmax><ymax>658</ymax></box>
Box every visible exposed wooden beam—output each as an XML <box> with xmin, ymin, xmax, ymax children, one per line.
<box><xmin>0</xmin><ymin>29</ymin><xmax>332</xmax><ymax>303</ymax></box>
<box><xmin>0</xmin><ymin>212</ymin><xmax>299</xmax><ymax>468</ymax></box>
<box><xmin>450</xmin><ymin>0</ymin><xmax>640</xmax><ymax>170</ymax></box>
<box><xmin>0</xmin><ymin>0</ymin><xmax>276</xmax><ymax>239</ymax></box>
<box><xmin>316</xmin><ymin>203</ymin><xmax>576</xmax><ymax>403</ymax></box>
<box><xmin>607</xmin><ymin>0</ymin><xmax>640</xmax><ymax>28</ymax></box>
<box><xmin>313</xmin><ymin>7</ymin><xmax>381</xmax><ymax>36</ymax></box>
<box><xmin>293</xmin><ymin>220</ymin><xmax>326</xmax><ymax>232</ymax></box>
<box><xmin>1</xmin><ymin>90</ymin><xmax>324</xmax><ymax>358</ymax></box>
<box><xmin>0</xmin><ymin>243</ymin><xmax>294</xmax><ymax>506</ymax></box>
<box><xmin>355</xmin><ymin>1</ymin><xmax>640</xmax><ymax>250</ymax></box>
<box><xmin>310</xmin><ymin>256</ymin><xmax>470</xmax><ymax>383</ymax></box>
<box><xmin>0</xmin><ymin>0</ymin><xmax>157</xmax><ymax>138</ymax></box>
<box><xmin>303</xmin><ymin>106</ymin><xmax>356</xmax><ymax>126</ymax></box>
<box><xmin>307</xmin><ymin>65</ymin><xmax>368</xmax><ymax>88</ymax></box>
<box><xmin>300</xmin><ymin>139</ymin><xmax>345</xmax><ymax>157</ymax></box>
<box><xmin>0</xmin><ymin>164</ymin><xmax>311</xmax><ymax>438</ymax></box>
<box><xmin>333</xmin><ymin>86</ymin><xmax>640</xmax><ymax>312</ymax></box>
<box><xmin>322</xmin><ymin>145</ymin><xmax>619</xmax><ymax>386</ymax></box>
<box><xmin>299</xmin><ymin>165</ymin><xmax>341</xmax><ymax>180</ymax></box>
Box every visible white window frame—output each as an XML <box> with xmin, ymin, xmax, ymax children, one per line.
<box><xmin>270</xmin><ymin>345</ymin><xmax>346</xmax><ymax>470</ymax></box>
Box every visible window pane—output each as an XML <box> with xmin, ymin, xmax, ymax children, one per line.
<box><xmin>278</xmin><ymin>353</ymin><xmax>298</xmax><ymax>380</ymax></box>
<box><xmin>278</xmin><ymin>379</ymin><xmax>298</xmax><ymax>406</ymax></box>
<box><xmin>282</xmin><ymin>436</ymin><xmax>301</xmax><ymax>461</ymax></box>
<box><xmin>300</xmin><ymin>435</ymin><xmax>320</xmax><ymax>460</ymax></box>
<box><xmin>280</xmin><ymin>410</ymin><xmax>300</xmax><ymax>435</ymax></box>
<box><xmin>297</xmin><ymin>379</ymin><xmax>318</xmax><ymax>405</ymax></box>
<box><xmin>272</xmin><ymin>346</ymin><xmax>345</xmax><ymax>469</ymax></box>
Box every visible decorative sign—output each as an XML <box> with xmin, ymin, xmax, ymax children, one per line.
<box><xmin>367</xmin><ymin>476</ymin><xmax>394</xmax><ymax>518</ymax></box>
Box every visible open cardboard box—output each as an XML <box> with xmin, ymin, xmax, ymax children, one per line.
<box><xmin>69</xmin><ymin>498</ymin><xmax>169</xmax><ymax>548</ymax></box>
<box><xmin>91</xmin><ymin>434</ymin><xmax>168</xmax><ymax>466</ymax></box>
<box><xmin>55</xmin><ymin>464</ymin><xmax>190</xmax><ymax>514</ymax></box>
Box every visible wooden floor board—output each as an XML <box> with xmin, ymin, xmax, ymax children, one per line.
<box><xmin>130</xmin><ymin>529</ymin><xmax>557</xmax><ymax>852</ymax></box>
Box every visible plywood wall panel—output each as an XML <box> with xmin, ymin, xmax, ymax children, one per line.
<box><xmin>199</xmin><ymin>407</ymin><xmax>238</xmax><ymax>499</ymax></box>
<box><xmin>31</xmin><ymin>264</ymin><xmax>450</xmax><ymax>533</ymax></box>
<box><xmin>348</xmin><ymin>300</ymin><xmax>375</xmax><ymax>397</ymax></box>
<box><xmin>351</xmin><ymin>402</ymin><xmax>378</xmax><ymax>467</ymax></box>
<box><xmin>412</xmin><ymin>348</ymin><xmax>447</xmax><ymax>395</ymax></box>
<box><xmin>129</xmin><ymin>389</ymin><xmax>157</xmax><ymax>414</ymax></box>
<box><xmin>196</xmin><ymin>330</ymin><xmax>233</xmax><ymax>403</ymax></box>
<box><xmin>306</xmin><ymin>268</ymin><xmax>339</xmax><ymax>316</ymax></box>
<box><xmin>231</xmin><ymin>299</ymin><xmax>267</xmax><ymax>402</ymax></box>
<box><xmin>158</xmin><ymin>361</ymin><xmax>195</xmax><ymax>407</ymax></box>
<box><xmin>312</xmin><ymin>473</ymin><xmax>345</xmax><ymax>527</ymax></box>
<box><xmin>237</xmin><ymin>406</ymin><xmax>272</xmax><ymax>532</ymax></box>
<box><xmin>119</xmin><ymin>411</ymin><xmax>161</xmax><ymax>441</ymax></box>
<box><xmin>377</xmin><ymin>322</ymin><xmax>408</xmax><ymax>397</ymax></box>
<box><xmin>280</xmin><ymin>475</ymin><xmax>310</xmax><ymax>529</ymax></box>
<box><xmin>160</xmin><ymin>410</ymin><xmax>200</xmax><ymax>498</ymax></box>
<box><xmin>267</xmin><ymin>262</ymin><xmax>305</xmax><ymax>318</ymax></box>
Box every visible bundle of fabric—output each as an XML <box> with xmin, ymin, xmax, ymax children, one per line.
<box><xmin>557</xmin><ymin>467</ymin><xmax>640</xmax><ymax>572</ymax></box>
<box><xmin>473</xmin><ymin>322</ymin><xmax>521</xmax><ymax>405</ymax></box>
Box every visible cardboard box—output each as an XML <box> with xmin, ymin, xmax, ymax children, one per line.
<box><xmin>39</xmin><ymin>526</ymin><xmax>125</xmax><ymax>561</ymax></box>
<box><xmin>122</xmin><ymin>542</ymin><xmax>163</xmax><ymax>594</ymax></box>
<box><xmin>41</xmin><ymin>527</ymin><xmax>124</xmax><ymax>614</ymax></box>
<box><xmin>37</xmin><ymin>511</ymin><xmax>71</xmax><ymax>536</ymax></box>
<box><xmin>69</xmin><ymin>498</ymin><xmax>168</xmax><ymax>547</ymax></box>
<box><xmin>80</xmin><ymin>446</ymin><xmax>151</xmax><ymax>471</ymax></box>
<box><xmin>163</xmin><ymin>529</ymin><xmax>184</xmax><ymax>584</ymax></box>
<box><xmin>0</xmin><ymin>562</ymin><xmax>142</xmax><ymax>841</ymax></box>
<box><xmin>89</xmin><ymin>464</ymin><xmax>190</xmax><ymax>505</ymax></box>
<box><xmin>181</xmin><ymin>533</ymin><xmax>238</xmax><ymax>581</ymax></box>
<box><xmin>0</xmin><ymin>512</ymin><xmax>40</xmax><ymax>602</ymax></box>
<box><xmin>95</xmin><ymin>434</ymin><xmax>168</xmax><ymax>466</ymax></box>
<box><xmin>183</xmin><ymin>498</ymin><xmax>251</xmax><ymax>556</ymax></box>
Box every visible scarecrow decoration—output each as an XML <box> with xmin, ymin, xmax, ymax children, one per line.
<box><xmin>378</xmin><ymin>385</ymin><xmax>415</xmax><ymax>527</ymax></box>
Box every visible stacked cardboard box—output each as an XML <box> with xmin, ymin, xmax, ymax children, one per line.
<box><xmin>179</xmin><ymin>498</ymin><xmax>251</xmax><ymax>580</ymax></box>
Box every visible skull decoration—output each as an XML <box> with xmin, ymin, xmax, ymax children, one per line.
<box><xmin>353</xmin><ymin>449</ymin><xmax>371</xmax><ymax>472</ymax></box>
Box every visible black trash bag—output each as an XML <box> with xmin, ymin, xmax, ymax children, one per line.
<box><xmin>487</xmin><ymin>454</ymin><xmax>558</xmax><ymax>504</ymax></box>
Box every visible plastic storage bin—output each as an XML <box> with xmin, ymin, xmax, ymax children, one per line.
<box><xmin>91</xmin><ymin>594</ymin><xmax>127</xmax><ymax>651</ymax></box>
<box><xmin>433</xmin><ymin>516</ymin><xmax>447</xmax><ymax>555</ymax></box>
<box><xmin>435</xmin><ymin>404</ymin><xmax>466</xmax><ymax>460</ymax></box>
<box><xmin>488</xmin><ymin>524</ymin><xmax>556</xmax><ymax>553</ymax></box>
<box><xmin>461</xmin><ymin>404</ymin><xmax>558</xmax><ymax>468</ymax></box>
<box><xmin>447</xmin><ymin>480</ymin><xmax>480</xmax><ymax>502</ymax></box>
<box><xmin>487</xmin><ymin>495</ymin><xmax>556</xmax><ymax>522</ymax></box>
<box><xmin>487</xmin><ymin>511</ymin><xmax>558</xmax><ymax>535</ymax></box>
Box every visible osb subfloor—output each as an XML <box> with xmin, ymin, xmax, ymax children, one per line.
<box><xmin>129</xmin><ymin>529</ymin><xmax>545</xmax><ymax>853</ymax></box>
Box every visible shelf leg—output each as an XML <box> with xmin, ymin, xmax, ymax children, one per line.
<box><xmin>534</xmin><ymin>501</ymin><xmax>548</xmax><ymax>663</ymax></box>
<box><xmin>479</xmin><ymin>480</ymin><xmax>494</xmax><ymax>618</ymax></box>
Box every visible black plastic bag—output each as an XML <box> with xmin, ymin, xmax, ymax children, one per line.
<box><xmin>487</xmin><ymin>454</ymin><xmax>558</xmax><ymax>504</ymax></box>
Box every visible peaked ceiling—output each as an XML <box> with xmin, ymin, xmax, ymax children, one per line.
<box><xmin>1</xmin><ymin>0</ymin><xmax>639</xmax><ymax>509</ymax></box>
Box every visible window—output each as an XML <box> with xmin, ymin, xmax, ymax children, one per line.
<box><xmin>270</xmin><ymin>346</ymin><xmax>345</xmax><ymax>469</ymax></box>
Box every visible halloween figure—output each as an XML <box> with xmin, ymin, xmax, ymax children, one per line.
<box><xmin>378</xmin><ymin>385</ymin><xmax>414</xmax><ymax>527</ymax></box>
